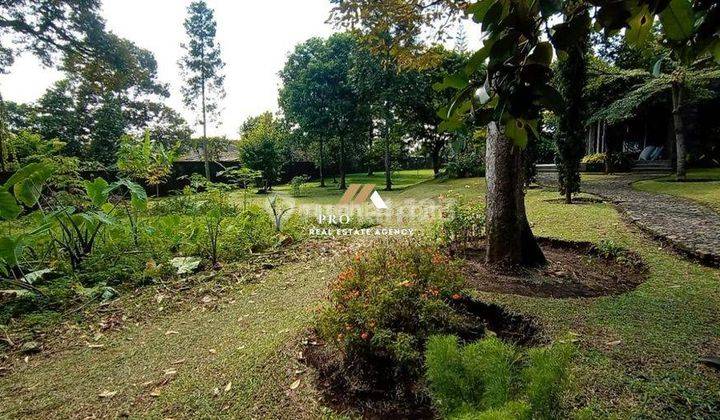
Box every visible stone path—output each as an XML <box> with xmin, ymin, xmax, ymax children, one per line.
<box><xmin>537</xmin><ymin>173</ymin><xmax>720</xmax><ymax>267</ymax></box>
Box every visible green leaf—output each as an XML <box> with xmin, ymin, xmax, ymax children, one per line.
<box><xmin>528</xmin><ymin>42</ymin><xmax>553</xmax><ymax>65</ymax></box>
<box><xmin>465</xmin><ymin>40</ymin><xmax>494</xmax><ymax>74</ymax></box>
<box><xmin>626</xmin><ymin>7</ymin><xmax>653</xmax><ymax>46</ymax></box>
<box><xmin>482</xmin><ymin>1</ymin><xmax>504</xmax><ymax>32</ymax></box>
<box><xmin>653</xmin><ymin>58</ymin><xmax>664</xmax><ymax>76</ymax></box>
<box><xmin>0</xmin><ymin>234</ymin><xmax>26</xmax><ymax>269</ymax></box>
<box><xmin>0</xmin><ymin>190</ymin><xmax>21</xmax><ymax>220</ymax></box>
<box><xmin>170</xmin><ymin>256</ymin><xmax>201</xmax><ymax>275</ymax></box>
<box><xmin>21</xmin><ymin>269</ymin><xmax>52</xmax><ymax>285</ymax></box>
<box><xmin>467</xmin><ymin>0</ymin><xmax>494</xmax><ymax>23</ymax></box>
<box><xmin>433</xmin><ymin>72</ymin><xmax>469</xmax><ymax>91</ymax></box>
<box><xmin>7</xmin><ymin>163</ymin><xmax>54</xmax><ymax>207</ymax></box>
<box><xmin>505</xmin><ymin>118</ymin><xmax>529</xmax><ymax>148</ymax></box>
<box><xmin>659</xmin><ymin>0</ymin><xmax>694</xmax><ymax>41</ymax></box>
<box><xmin>107</xmin><ymin>179</ymin><xmax>148</xmax><ymax>211</ymax></box>
<box><xmin>85</xmin><ymin>178</ymin><xmax>110</xmax><ymax>207</ymax></box>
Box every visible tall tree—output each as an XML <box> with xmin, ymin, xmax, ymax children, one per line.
<box><xmin>238</xmin><ymin>112</ymin><xmax>287</xmax><ymax>190</ymax></box>
<box><xmin>554</xmin><ymin>1</ymin><xmax>591</xmax><ymax>204</ymax></box>
<box><xmin>179</xmin><ymin>0</ymin><xmax>226</xmax><ymax>180</ymax></box>
<box><xmin>0</xmin><ymin>0</ymin><xmax>106</xmax><ymax>169</ymax></box>
<box><xmin>330</xmin><ymin>0</ymin><xmax>719</xmax><ymax>265</ymax></box>
<box><xmin>280</xmin><ymin>33</ymin><xmax>368</xmax><ymax>189</ymax></box>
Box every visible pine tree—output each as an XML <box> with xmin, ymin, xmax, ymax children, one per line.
<box><xmin>178</xmin><ymin>0</ymin><xmax>226</xmax><ymax>179</ymax></box>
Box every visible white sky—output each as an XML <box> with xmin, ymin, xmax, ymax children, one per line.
<box><xmin>0</xmin><ymin>0</ymin><xmax>481</xmax><ymax>138</ymax></box>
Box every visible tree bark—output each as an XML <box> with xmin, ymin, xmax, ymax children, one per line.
<box><xmin>485</xmin><ymin>122</ymin><xmax>546</xmax><ymax>267</ymax></box>
<box><xmin>367</xmin><ymin>120</ymin><xmax>374</xmax><ymax>176</ymax></box>
<box><xmin>671</xmin><ymin>82</ymin><xmax>687</xmax><ymax>181</ymax></box>
<box><xmin>382</xmin><ymin>113</ymin><xmax>392</xmax><ymax>191</ymax></box>
<box><xmin>0</xmin><ymin>92</ymin><xmax>7</xmax><ymax>172</ymax></box>
<box><xmin>339</xmin><ymin>137</ymin><xmax>347</xmax><ymax>190</ymax></box>
<box><xmin>430</xmin><ymin>138</ymin><xmax>442</xmax><ymax>176</ymax></box>
<box><xmin>318</xmin><ymin>138</ymin><xmax>326</xmax><ymax>187</ymax></box>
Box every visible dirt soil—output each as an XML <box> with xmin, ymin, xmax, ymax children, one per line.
<box><xmin>460</xmin><ymin>238</ymin><xmax>649</xmax><ymax>298</ymax></box>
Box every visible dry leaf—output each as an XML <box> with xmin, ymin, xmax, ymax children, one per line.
<box><xmin>606</xmin><ymin>340</ymin><xmax>622</xmax><ymax>346</ymax></box>
<box><xmin>289</xmin><ymin>379</ymin><xmax>301</xmax><ymax>390</ymax></box>
<box><xmin>99</xmin><ymin>390</ymin><xmax>117</xmax><ymax>398</ymax></box>
<box><xmin>209</xmin><ymin>349</ymin><xmax>217</xmax><ymax>354</ymax></box>
<box><xmin>164</xmin><ymin>369</ymin><xmax>177</xmax><ymax>376</ymax></box>
<box><xmin>224</xmin><ymin>382</ymin><xmax>232</xmax><ymax>392</ymax></box>
<box><xmin>165</xmin><ymin>330</ymin><xmax>179</xmax><ymax>335</ymax></box>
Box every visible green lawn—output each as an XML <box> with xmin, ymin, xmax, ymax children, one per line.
<box><xmin>229</xmin><ymin>169</ymin><xmax>437</xmax><ymax>206</ymax></box>
<box><xmin>1</xmin><ymin>176</ymin><xmax>719</xmax><ymax>418</ymax></box>
<box><xmin>634</xmin><ymin>168</ymin><xmax>720</xmax><ymax>212</ymax></box>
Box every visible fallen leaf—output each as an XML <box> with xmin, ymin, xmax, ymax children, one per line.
<box><xmin>172</xmin><ymin>359</ymin><xmax>186</xmax><ymax>365</ymax></box>
<box><xmin>289</xmin><ymin>379</ymin><xmax>301</xmax><ymax>390</ymax></box>
<box><xmin>209</xmin><ymin>349</ymin><xmax>217</xmax><ymax>354</ymax></box>
<box><xmin>164</xmin><ymin>369</ymin><xmax>177</xmax><ymax>376</ymax></box>
<box><xmin>224</xmin><ymin>382</ymin><xmax>232</xmax><ymax>392</ymax></box>
<box><xmin>99</xmin><ymin>390</ymin><xmax>117</xmax><ymax>398</ymax></box>
<box><xmin>87</xmin><ymin>343</ymin><xmax>105</xmax><ymax>349</ymax></box>
<box><xmin>165</xmin><ymin>330</ymin><xmax>179</xmax><ymax>335</ymax></box>
<box><xmin>606</xmin><ymin>340</ymin><xmax>622</xmax><ymax>346</ymax></box>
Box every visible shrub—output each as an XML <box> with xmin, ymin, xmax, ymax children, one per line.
<box><xmin>437</xmin><ymin>199</ymin><xmax>485</xmax><ymax>251</ymax></box>
<box><xmin>445</xmin><ymin>147</ymin><xmax>485</xmax><ymax>179</ymax></box>
<box><xmin>289</xmin><ymin>175</ymin><xmax>309</xmax><ymax>197</ymax></box>
<box><xmin>425</xmin><ymin>334</ymin><xmax>574</xmax><ymax>419</ymax></box>
<box><xmin>581</xmin><ymin>153</ymin><xmax>606</xmax><ymax>172</ymax></box>
<box><xmin>592</xmin><ymin>239</ymin><xmax>626</xmax><ymax>259</ymax></box>
<box><xmin>316</xmin><ymin>242</ymin><xmax>475</xmax><ymax>398</ymax></box>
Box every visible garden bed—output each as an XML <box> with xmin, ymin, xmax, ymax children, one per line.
<box><xmin>302</xmin><ymin>299</ymin><xmax>542</xmax><ymax>418</ymax></box>
<box><xmin>459</xmin><ymin>238</ymin><xmax>648</xmax><ymax>298</ymax></box>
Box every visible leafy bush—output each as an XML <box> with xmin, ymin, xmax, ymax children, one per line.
<box><xmin>445</xmin><ymin>147</ymin><xmax>485</xmax><ymax>179</ymax></box>
<box><xmin>436</xmin><ymin>199</ymin><xmax>485</xmax><ymax>251</ymax></box>
<box><xmin>425</xmin><ymin>334</ymin><xmax>574</xmax><ymax>419</ymax></box>
<box><xmin>289</xmin><ymin>175</ymin><xmax>309</xmax><ymax>197</ymax></box>
<box><xmin>581</xmin><ymin>153</ymin><xmax>606</xmax><ymax>172</ymax></box>
<box><xmin>592</xmin><ymin>239</ymin><xmax>626</xmax><ymax>259</ymax></box>
<box><xmin>316</xmin><ymin>242</ymin><xmax>476</xmax><ymax>397</ymax></box>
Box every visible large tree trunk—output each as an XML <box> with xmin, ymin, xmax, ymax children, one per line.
<box><xmin>367</xmin><ymin>120</ymin><xmax>374</xmax><ymax>176</ymax></box>
<box><xmin>485</xmin><ymin>122</ymin><xmax>546</xmax><ymax>266</ymax></box>
<box><xmin>431</xmin><ymin>139</ymin><xmax>442</xmax><ymax>176</ymax></box>
<box><xmin>671</xmin><ymin>82</ymin><xmax>687</xmax><ymax>181</ymax></box>
<box><xmin>339</xmin><ymin>137</ymin><xmax>347</xmax><ymax>190</ymax></box>
<box><xmin>318</xmin><ymin>139</ymin><xmax>326</xmax><ymax>187</ymax></box>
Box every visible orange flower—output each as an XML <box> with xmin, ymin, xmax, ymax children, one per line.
<box><xmin>452</xmin><ymin>293</ymin><xmax>462</xmax><ymax>300</ymax></box>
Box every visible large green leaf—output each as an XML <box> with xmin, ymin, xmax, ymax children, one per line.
<box><xmin>85</xmin><ymin>178</ymin><xmax>110</xmax><ymax>207</ymax></box>
<box><xmin>505</xmin><ymin>118</ymin><xmax>528</xmax><ymax>148</ymax></box>
<box><xmin>0</xmin><ymin>234</ymin><xmax>26</xmax><ymax>269</ymax></box>
<box><xmin>106</xmin><ymin>179</ymin><xmax>148</xmax><ymax>211</ymax></box>
<box><xmin>467</xmin><ymin>0</ymin><xmax>494</xmax><ymax>23</ymax></box>
<box><xmin>0</xmin><ymin>190</ymin><xmax>21</xmax><ymax>220</ymax></box>
<box><xmin>5</xmin><ymin>162</ymin><xmax>54</xmax><ymax>207</ymax></box>
<box><xmin>626</xmin><ymin>7</ymin><xmax>653</xmax><ymax>46</ymax></box>
<box><xmin>528</xmin><ymin>42</ymin><xmax>553</xmax><ymax>65</ymax></box>
<box><xmin>659</xmin><ymin>0</ymin><xmax>694</xmax><ymax>41</ymax></box>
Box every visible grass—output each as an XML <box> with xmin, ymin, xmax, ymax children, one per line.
<box><xmin>633</xmin><ymin>168</ymin><xmax>720</xmax><ymax>212</ymax></box>
<box><xmin>1</xmin><ymin>171</ymin><xmax>719</xmax><ymax>418</ymax></box>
